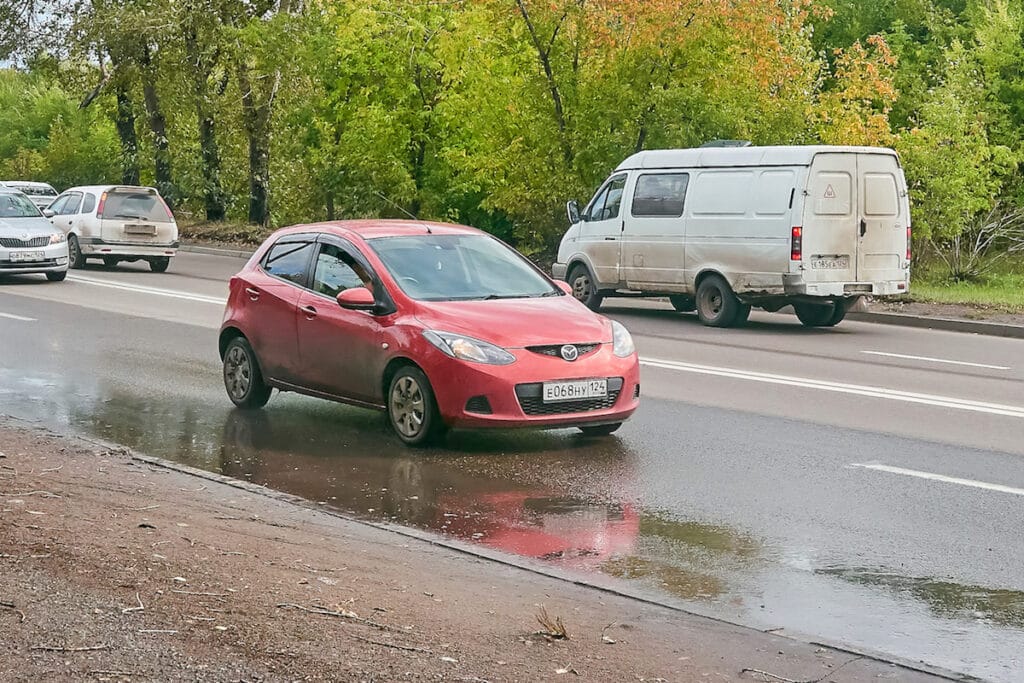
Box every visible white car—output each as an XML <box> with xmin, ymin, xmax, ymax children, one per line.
<box><xmin>45</xmin><ymin>185</ymin><xmax>179</xmax><ymax>272</ymax></box>
<box><xmin>0</xmin><ymin>181</ymin><xmax>59</xmax><ymax>210</ymax></box>
<box><xmin>0</xmin><ymin>189</ymin><xmax>69</xmax><ymax>282</ymax></box>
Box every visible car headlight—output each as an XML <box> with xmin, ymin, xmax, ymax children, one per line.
<box><xmin>49</xmin><ymin>232</ymin><xmax>66</xmax><ymax>244</ymax></box>
<box><xmin>611</xmin><ymin>320</ymin><xmax>635</xmax><ymax>358</ymax></box>
<box><xmin>422</xmin><ymin>330</ymin><xmax>516</xmax><ymax>365</ymax></box>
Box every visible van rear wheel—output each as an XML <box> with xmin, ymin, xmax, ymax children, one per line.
<box><xmin>696</xmin><ymin>275</ymin><xmax>741</xmax><ymax>327</ymax></box>
<box><xmin>794</xmin><ymin>301</ymin><xmax>847</xmax><ymax>327</ymax></box>
<box><xmin>568</xmin><ymin>264</ymin><xmax>603</xmax><ymax>311</ymax></box>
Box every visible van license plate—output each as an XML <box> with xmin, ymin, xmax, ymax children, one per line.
<box><xmin>811</xmin><ymin>256</ymin><xmax>849</xmax><ymax>270</ymax></box>
<box><xmin>543</xmin><ymin>379</ymin><xmax>608</xmax><ymax>403</ymax></box>
<box><xmin>10</xmin><ymin>251</ymin><xmax>45</xmax><ymax>262</ymax></box>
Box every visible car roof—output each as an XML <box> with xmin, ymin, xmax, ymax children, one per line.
<box><xmin>59</xmin><ymin>185</ymin><xmax>161</xmax><ymax>193</ymax></box>
<box><xmin>615</xmin><ymin>145</ymin><xmax>901</xmax><ymax>171</ymax></box>
<box><xmin>275</xmin><ymin>219</ymin><xmax>484</xmax><ymax>241</ymax></box>
<box><xmin>0</xmin><ymin>180</ymin><xmax>55</xmax><ymax>188</ymax></box>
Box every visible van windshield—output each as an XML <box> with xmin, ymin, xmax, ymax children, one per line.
<box><xmin>103</xmin><ymin>192</ymin><xmax>173</xmax><ymax>222</ymax></box>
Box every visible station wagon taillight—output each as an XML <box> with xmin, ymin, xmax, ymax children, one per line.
<box><xmin>791</xmin><ymin>226</ymin><xmax>802</xmax><ymax>261</ymax></box>
<box><xmin>96</xmin><ymin>192</ymin><xmax>107</xmax><ymax>218</ymax></box>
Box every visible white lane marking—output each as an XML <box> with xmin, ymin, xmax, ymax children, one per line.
<box><xmin>862</xmin><ymin>350</ymin><xmax>1010</xmax><ymax>371</ymax></box>
<box><xmin>852</xmin><ymin>463</ymin><xmax>1024</xmax><ymax>497</ymax></box>
<box><xmin>67</xmin><ymin>274</ymin><xmax>227</xmax><ymax>305</ymax></box>
<box><xmin>0</xmin><ymin>311</ymin><xmax>36</xmax><ymax>321</ymax></box>
<box><xmin>640</xmin><ymin>357</ymin><xmax>1024</xmax><ymax>419</ymax></box>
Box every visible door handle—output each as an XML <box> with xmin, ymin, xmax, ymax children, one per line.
<box><xmin>302</xmin><ymin>304</ymin><xmax>318</xmax><ymax>320</ymax></box>
<box><xmin>860</xmin><ymin>219</ymin><xmax>867</xmax><ymax>237</ymax></box>
<box><xmin>245</xmin><ymin>287</ymin><xmax>260</xmax><ymax>301</ymax></box>
<box><xmin>604</xmin><ymin>237</ymin><xmax>617</xmax><ymax>241</ymax></box>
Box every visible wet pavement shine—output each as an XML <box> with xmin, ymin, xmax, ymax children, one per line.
<box><xmin>2</xmin><ymin>292</ymin><xmax>1023</xmax><ymax>681</ymax></box>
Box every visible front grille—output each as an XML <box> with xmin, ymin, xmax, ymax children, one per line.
<box><xmin>527</xmin><ymin>343</ymin><xmax>600</xmax><ymax>359</ymax></box>
<box><xmin>0</xmin><ymin>236</ymin><xmax>50</xmax><ymax>248</ymax></box>
<box><xmin>515</xmin><ymin>377</ymin><xmax>624</xmax><ymax>416</ymax></box>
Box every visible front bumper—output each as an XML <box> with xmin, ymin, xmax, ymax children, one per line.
<box><xmin>0</xmin><ymin>242</ymin><xmax>69</xmax><ymax>274</ymax></box>
<box><xmin>782</xmin><ymin>275</ymin><xmax>909</xmax><ymax>298</ymax></box>
<box><xmin>79</xmin><ymin>237</ymin><xmax>179</xmax><ymax>258</ymax></box>
<box><xmin>425</xmin><ymin>344</ymin><xmax>641</xmax><ymax>430</ymax></box>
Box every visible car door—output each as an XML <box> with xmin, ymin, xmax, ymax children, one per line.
<box><xmin>243</xmin><ymin>235</ymin><xmax>317</xmax><ymax>383</ymax></box>
<box><xmin>48</xmin><ymin>192</ymin><xmax>82</xmax><ymax>236</ymax></box>
<box><xmin>296</xmin><ymin>238</ymin><xmax>391</xmax><ymax>404</ymax></box>
<box><xmin>621</xmin><ymin>172</ymin><xmax>689</xmax><ymax>288</ymax></box>
<box><xmin>578</xmin><ymin>174</ymin><xmax>627</xmax><ymax>287</ymax></box>
<box><xmin>857</xmin><ymin>152</ymin><xmax>908</xmax><ymax>284</ymax></box>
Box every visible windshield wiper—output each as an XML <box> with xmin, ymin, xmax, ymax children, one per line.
<box><xmin>480</xmin><ymin>293</ymin><xmax>524</xmax><ymax>300</ymax></box>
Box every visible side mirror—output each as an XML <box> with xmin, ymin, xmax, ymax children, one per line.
<box><xmin>554</xmin><ymin>280</ymin><xmax>573</xmax><ymax>296</ymax></box>
<box><xmin>42</xmin><ymin>209</ymin><xmax>55</xmax><ymax>218</ymax></box>
<box><xmin>337</xmin><ymin>286</ymin><xmax>376</xmax><ymax>311</ymax></box>
<box><xmin>566</xmin><ymin>199</ymin><xmax>581</xmax><ymax>225</ymax></box>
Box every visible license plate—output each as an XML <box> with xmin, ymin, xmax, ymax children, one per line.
<box><xmin>543</xmin><ymin>379</ymin><xmax>608</xmax><ymax>403</ymax></box>
<box><xmin>811</xmin><ymin>256</ymin><xmax>849</xmax><ymax>270</ymax></box>
<box><xmin>9</xmin><ymin>251</ymin><xmax>46</xmax><ymax>263</ymax></box>
<box><xmin>125</xmin><ymin>224</ymin><xmax>157</xmax><ymax>235</ymax></box>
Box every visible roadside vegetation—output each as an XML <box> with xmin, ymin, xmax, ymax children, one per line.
<box><xmin>3</xmin><ymin>0</ymin><xmax>1024</xmax><ymax>299</ymax></box>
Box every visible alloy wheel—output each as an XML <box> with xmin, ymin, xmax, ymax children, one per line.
<box><xmin>390</xmin><ymin>376</ymin><xmax>426</xmax><ymax>438</ymax></box>
<box><xmin>224</xmin><ymin>345</ymin><xmax>252</xmax><ymax>400</ymax></box>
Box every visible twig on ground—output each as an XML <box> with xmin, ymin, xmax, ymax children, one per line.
<box><xmin>535</xmin><ymin>606</ymin><xmax>569</xmax><ymax>640</ymax></box>
<box><xmin>30</xmin><ymin>644</ymin><xmax>109</xmax><ymax>652</ymax></box>
<box><xmin>40</xmin><ymin>465</ymin><xmax>63</xmax><ymax>474</ymax></box>
<box><xmin>276</xmin><ymin>602</ymin><xmax>405</xmax><ymax>633</ymax></box>
<box><xmin>1</xmin><ymin>490</ymin><xmax>62</xmax><ymax>498</ymax></box>
<box><xmin>741</xmin><ymin>657</ymin><xmax>862</xmax><ymax>683</ymax></box>
<box><xmin>121</xmin><ymin>592</ymin><xmax>144</xmax><ymax>614</ymax></box>
<box><xmin>172</xmin><ymin>590</ymin><xmax>229</xmax><ymax>600</ymax></box>
<box><xmin>350</xmin><ymin>634</ymin><xmax>431</xmax><ymax>653</ymax></box>
<box><xmin>600</xmin><ymin>622</ymin><xmax>617</xmax><ymax>644</ymax></box>
<box><xmin>87</xmin><ymin>671</ymin><xmax>136</xmax><ymax>677</ymax></box>
<box><xmin>126</xmin><ymin>505</ymin><xmax>160</xmax><ymax>511</ymax></box>
<box><xmin>1</xmin><ymin>600</ymin><xmax>26</xmax><ymax>622</ymax></box>
<box><xmin>138</xmin><ymin>629</ymin><xmax>178</xmax><ymax>634</ymax></box>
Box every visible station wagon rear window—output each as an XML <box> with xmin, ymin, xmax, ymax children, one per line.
<box><xmin>103</xmin><ymin>192</ymin><xmax>173</xmax><ymax>222</ymax></box>
<box><xmin>631</xmin><ymin>173</ymin><xmax>689</xmax><ymax>217</ymax></box>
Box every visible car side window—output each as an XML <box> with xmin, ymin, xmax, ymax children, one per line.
<box><xmin>262</xmin><ymin>240</ymin><xmax>315</xmax><ymax>286</ymax></box>
<box><xmin>312</xmin><ymin>243</ymin><xmax>372</xmax><ymax>298</ymax></box>
<box><xmin>584</xmin><ymin>185</ymin><xmax>610</xmax><ymax>222</ymax></box>
<box><xmin>56</xmin><ymin>192</ymin><xmax>82</xmax><ymax>215</ymax></box>
<box><xmin>81</xmin><ymin>193</ymin><xmax>97</xmax><ymax>214</ymax></box>
<box><xmin>631</xmin><ymin>173</ymin><xmax>689</xmax><ymax>217</ymax></box>
<box><xmin>48</xmin><ymin>195</ymin><xmax>69</xmax><ymax>214</ymax></box>
<box><xmin>585</xmin><ymin>175</ymin><xmax>627</xmax><ymax>222</ymax></box>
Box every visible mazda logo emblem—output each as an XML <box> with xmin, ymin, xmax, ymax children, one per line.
<box><xmin>560</xmin><ymin>344</ymin><xmax>578</xmax><ymax>362</ymax></box>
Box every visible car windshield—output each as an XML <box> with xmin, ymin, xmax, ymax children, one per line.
<box><xmin>0</xmin><ymin>193</ymin><xmax>43</xmax><ymax>218</ymax></box>
<box><xmin>103</xmin><ymin>191</ymin><xmax>173</xmax><ymax>222</ymax></box>
<box><xmin>368</xmin><ymin>234</ymin><xmax>559</xmax><ymax>302</ymax></box>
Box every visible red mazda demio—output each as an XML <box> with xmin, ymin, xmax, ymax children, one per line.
<box><xmin>219</xmin><ymin>221</ymin><xmax>640</xmax><ymax>446</ymax></box>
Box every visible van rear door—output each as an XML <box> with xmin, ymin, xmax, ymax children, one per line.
<box><xmin>99</xmin><ymin>188</ymin><xmax>175</xmax><ymax>244</ymax></box>
<box><xmin>856</xmin><ymin>153</ymin><xmax>907</xmax><ymax>284</ymax></box>
<box><xmin>801</xmin><ymin>153</ymin><xmax>858</xmax><ymax>284</ymax></box>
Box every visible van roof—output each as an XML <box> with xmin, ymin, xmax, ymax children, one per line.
<box><xmin>615</xmin><ymin>145</ymin><xmax>900</xmax><ymax>172</ymax></box>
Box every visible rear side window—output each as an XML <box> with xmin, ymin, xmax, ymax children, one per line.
<box><xmin>81</xmin><ymin>193</ymin><xmax>97</xmax><ymax>214</ymax></box>
<box><xmin>262</xmin><ymin>241</ymin><xmax>314</xmax><ymax>286</ymax></box>
<box><xmin>632</xmin><ymin>173</ymin><xmax>689</xmax><ymax>217</ymax></box>
<box><xmin>103</xmin><ymin>191</ymin><xmax>172</xmax><ymax>223</ymax></box>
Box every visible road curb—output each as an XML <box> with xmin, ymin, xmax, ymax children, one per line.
<box><xmin>178</xmin><ymin>242</ymin><xmax>255</xmax><ymax>259</ymax></box>
<box><xmin>849</xmin><ymin>311</ymin><xmax>1024</xmax><ymax>339</ymax></box>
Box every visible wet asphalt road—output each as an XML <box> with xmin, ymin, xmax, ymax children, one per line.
<box><xmin>2</xmin><ymin>252</ymin><xmax>1023</xmax><ymax>681</ymax></box>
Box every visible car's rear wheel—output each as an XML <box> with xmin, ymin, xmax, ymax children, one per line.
<box><xmin>387</xmin><ymin>366</ymin><xmax>445</xmax><ymax>447</ymax></box>
<box><xmin>568</xmin><ymin>264</ymin><xmax>603</xmax><ymax>311</ymax></box>
<box><xmin>794</xmin><ymin>300</ymin><xmax>846</xmax><ymax>327</ymax></box>
<box><xmin>669</xmin><ymin>295</ymin><xmax>695</xmax><ymax>313</ymax></box>
<box><xmin>149</xmin><ymin>257</ymin><xmax>170</xmax><ymax>273</ymax></box>
<box><xmin>67</xmin><ymin>234</ymin><xmax>86</xmax><ymax>269</ymax></box>
<box><xmin>696</xmin><ymin>275</ymin><xmax>741</xmax><ymax>327</ymax></box>
<box><xmin>45</xmin><ymin>271</ymin><xmax>67</xmax><ymax>282</ymax></box>
<box><xmin>578</xmin><ymin>423</ymin><xmax>622</xmax><ymax>437</ymax></box>
<box><xmin>223</xmin><ymin>337</ymin><xmax>272</xmax><ymax>409</ymax></box>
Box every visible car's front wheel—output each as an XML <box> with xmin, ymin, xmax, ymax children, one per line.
<box><xmin>45</xmin><ymin>271</ymin><xmax>67</xmax><ymax>282</ymax></box>
<box><xmin>578</xmin><ymin>423</ymin><xmax>622</xmax><ymax>437</ymax></box>
<box><xmin>67</xmin><ymin>234</ymin><xmax>86</xmax><ymax>269</ymax></box>
<box><xmin>223</xmin><ymin>337</ymin><xmax>272</xmax><ymax>409</ymax></box>
<box><xmin>387</xmin><ymin>366</ymin><xmax>445</xmax><ymax>447</ymax></box>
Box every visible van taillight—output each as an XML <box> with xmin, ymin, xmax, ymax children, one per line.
<box><xmin>791</xmin><ymin>226</ymin><xmax>802</xmax><ymax>261</ymax></box>
<box><xmin>96</xmin><ymin>192</ymin><xmax>107</xmax><ymax>218</ymax></box>
<box><xmin>906</xmin><ymin>225</ymin><xmax>912</xmax><ymax>262</ymax></box>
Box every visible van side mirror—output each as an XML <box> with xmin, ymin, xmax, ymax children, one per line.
<box><xmin>566</xmin><ymin>199</ymin><xmax>581</xmax><ymax>225</ymax></box>
<box><xmin>42</xmin><ymin>209</ymin><xmax>55</xmax><ymax>218</ymax></box>
<box><xmin>337</xmin><ymin>286</ymin><xmax>376</xmax><ymax>311</ymax></box>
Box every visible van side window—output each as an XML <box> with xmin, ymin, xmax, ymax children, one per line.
<box><xmin>632</xmin><ymin>173</ymin><xmax>689</xmax><ymax>217</ymax></box>
<box><xmin>585</xmin><ymin>175</ymin><xmax>627</xmax><ymax>221</ymax></box>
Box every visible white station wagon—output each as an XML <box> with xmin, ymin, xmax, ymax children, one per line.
<box><xmin>45</xmin><ymin>185</ymin><xmax>179</xmax><ymax>272</ymax></box>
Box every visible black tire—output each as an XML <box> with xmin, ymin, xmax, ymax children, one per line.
<box><xmin>67</xmin><ymin>234</ymin><xmax>86</xmax><ymax>269</ymax></box>
<box><xmin>222</xmin><ymin>337</ymin><xmax>272</xmax><ymax>409</ymax></box>
<box><xmin>696</xmin><ymin>274</ymin><xmax>741</xmax><ymax>327</ymax></box>
<box><xmin>579</xmin><ymin>422</ymin><xmax>622</xmax><ymax>437</ymax></box>
<box><xmin>734</xmin><ymin>303</ymin><xmax>752</xmax><ymax>325</ymax></box>
<box><xmin>794</xmin><ymin>301</ymin><xmax>846</xmax><ymax>328</ymax></box>
<box><xmin>149</xmin><ymin>257</ymin><xmax>170</xmax><ymax>273</ymax></box>
<box><xmin>668</xmin><ymin>295</ymin><xmax>695</xmax><ymax>313</ymax></box>
<box><xmin>567</xmin><ymin>264</ymin><xmax>603</xmax><ymax>311</ymax></box>
<box><xmin>387</xmin><ymin>366</ymin><xmax>445</xmax><ymax>447</ymax></box>
<box><xmin>103</xmin><ymin>256</ymin><xmax>120</xmax><ymax>268</ymax></box>
<box><xmin>46</xmin><ymin>270</ymin><xmax>67</xmax><ymax>282</ymax></box>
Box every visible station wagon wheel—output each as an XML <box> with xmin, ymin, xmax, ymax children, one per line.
<box><xmin>149</xmin><ymin>257</ymin><xmax>170</xmax><ymax>273</ymax></box>
<box><xmin>223</xmin><ymin>337</ymin><xmax>272</xmax><ymax>409</ymax></box>
<box><xmin>696</xmin><ymin>274</ymin><xmax>740</xmax><ymax>327</ymax></box>
<box><xmin>388</xmin><ymin>366</ymin><xmax>445</xmax><ymax>447</ymax></box>
<box><xmin>568</xmin><ymin>264</ymin><xmax>603</xmax><ymax>311</ymax></box>
<box><xmin>67</xmin><ymin>234</ymin><xmax>86</xmax><ymax>269</ymax></box>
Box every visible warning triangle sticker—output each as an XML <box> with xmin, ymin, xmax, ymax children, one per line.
<box><xmin>823</xmin><ymin>184</ymin><xmax>836</xmax><ymax>199</ymax></box>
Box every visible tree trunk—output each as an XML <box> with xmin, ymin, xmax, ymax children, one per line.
<box><xmin>237</xmin><ymin>62</ymin><xmax>273</xmax><ymax>226</ymax></box>
<box><xmin>185</xmin><ymin>28</ymin><xmax>226</xmax><ymax>221</ymax></box>
<box><xmin>114</xmin><ymin>84</ymin><xmax>140</xmax><ymax>185</ymax></box>
<box><xmin>139</xmin><ymin>44</ymin><xmax>174</xmax><ymax>207</ymax></box>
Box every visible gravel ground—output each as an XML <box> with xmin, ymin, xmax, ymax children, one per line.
<box><xmin>0</xmin><ymin>420</ymin><xmax>946</xmax><ymax>682</ymax></box>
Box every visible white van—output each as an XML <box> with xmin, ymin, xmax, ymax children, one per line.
<box><xmin>553</xmin><ymin>145</ymin><xmax>911</xmax><ymax>327</ymax></box>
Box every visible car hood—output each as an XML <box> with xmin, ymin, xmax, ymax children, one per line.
<box><xmin>414</xmin><ymin>296</ymin><xmax>612</xmax><ymax>347</ymax></box>
<box><xmin>0</xmin><ymin>216</ymin><xmax>57</xmax><ymax>237</ymax></box>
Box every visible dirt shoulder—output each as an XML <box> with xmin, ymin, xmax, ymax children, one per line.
<box><xmin>1</xmin><ymin>421</ymin><xmax>946</xmax><ymax>682</ymax></box>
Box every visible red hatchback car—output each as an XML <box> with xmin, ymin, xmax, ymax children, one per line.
<box><xmin>219</xmin><ymin>220</ymin><xmax>640</xmax><ymax>446</ymax></box>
